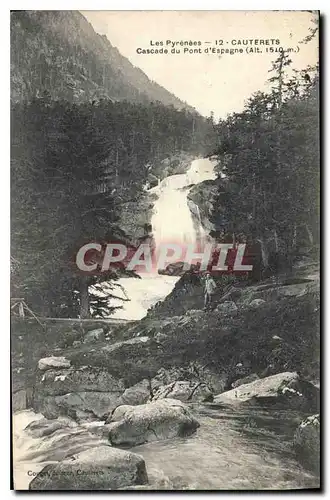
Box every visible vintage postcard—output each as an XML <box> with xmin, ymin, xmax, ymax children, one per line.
<box><xmin>11</xmin><ymin>10</ymin><xmax>320</xmax><ymax>490</ymax></box>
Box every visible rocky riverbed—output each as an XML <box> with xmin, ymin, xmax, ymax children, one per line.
<box><xmin>12</xmin><ymin>257</ymin><xmax>320</xmax><ymax>490</ymax></box>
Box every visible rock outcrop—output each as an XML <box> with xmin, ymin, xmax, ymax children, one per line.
<box><xmin>33</xmin><ymin>365</ymin><xmax>127</xmax><ymax>421</ymax></box>
<box><xmin>36</xmin><ymin>366</ymin><xmax>125</xmax><ymax>396</ymax></box>
<box><xmin>116</xmin><ymin>379</ymin><xmax>151</xmax><ymax>406</ymax></box>
<box><xmin>214</xmin><ymin>372</ymin><xmax>319</xmax><ymax>411</ymax></box>
<box><xmin>38</xmin><ymin>356</ymin><xmax>71</xmax><ymax>371</ymax></box>
<box><xmin>84</xmin><ymin>328</ymin><xmax>104</xmax><ymax>343</ymax></box>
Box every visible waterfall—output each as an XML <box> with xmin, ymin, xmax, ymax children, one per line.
<box><xmin>111</xmin><ymin>157</ymin><xmax>217</xmax><ymax>320</ymax></box>
<box><xmin>150</xmin><ymin>158</ymin><xmax>216</xmax><ymax>257</ymax></box>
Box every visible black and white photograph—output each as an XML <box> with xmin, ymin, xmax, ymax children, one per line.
<box><xmin>10</xmin><ymin>9</ymin><xmax>320</xmax><ymax>491</ymax></box>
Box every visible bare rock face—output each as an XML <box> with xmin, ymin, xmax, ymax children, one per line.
<box><xmin>249</xmin><ymin>299</ymin><xmax>266</xmax><ymax>307</ymax></box>
<box><xmin>36</xmin><ymin>366</ymin><xmax>125</xmax><ymax>396</ymax></box>
<box><xmin>106</xmin><ymin>398</ymin><xmax>200</xmax><ymax>446</ymax></box>
<box><xmin>84</xmin><ymin>328</ymin><xmax>104</xmax><ymax>343</ymax></box>
<box><xmin>13</xmin><ymin>389</ymin><xmax>28</xmax><ymax>411</ymax></box>
<box><xmin>214</xmin><ymin>372</ymin><xmax>319</xmax><ymax>411</ymax></box>
<box><xmin>231</xmin><ymin>373</ymin><xmax>260</xmax><ymax>389</ymax></box>
<box><xmin>117</xmin><ymin>379</ymin><xmax>151</xmax><ymax>406</ymax></box>
<box><xmin>53</xmin><ymin>392</ymin><xmax>123</xmax><ymax>421</ymax></box>
<box><xmin>33</xmin><ymin>366</ymin><xmax>127</xmax><ymax>421</ymax></box>
<box><xmin>38</xmin><ymin>356</ymin><xmax>71</xmax><ymax>371</ymax></box>
<box><xmin>29</xmin><ymin>445</ymin><xmax>148</xmax><ymax>490</ymax></box>
<box><xmin>293</xmin><ymin>414</ymin><xmax>320</xmax><ymax>474</ymax></box>
<box><xmin>151</xmin><ymin>381</ymin><xmax>213</xmax><ymax>403</ymax></box>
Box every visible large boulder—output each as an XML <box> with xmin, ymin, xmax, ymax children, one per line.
<box><xmin>54</xmin><ymin>392</ymin><xmax>123</xmax><ymax>420</ymax></box>
<box><xmin>150</xmin><ymin>364</ymin><xmax>228</xmax><ymax>396</ymax></box>
<box><xmin>214</xmin><ymin>372</ymin><xmax>319</xmax><ymax>410</ymax></box>
<box><xmin>29</xmin><ymin>445</ymin><xmax>148</xmax><ymax>490</ymax></box>
<box><xmin>12</xmin><ymin>389</ymin><xmax>28</xmax><ymax>411</ymax></box>
<box><xmin>293</xmin><ymin>414</ymin><xmax>320</xmax><ymax>474</ymax></box>
<box><xmin>38</xmin><ymin>356</ymin><xmax>71</xmax><ymax>371</ymax></box>
<box><xmin>117</xmin><ymin>379</ymin><xmax>151</xmax><ymax>406</ymax></box>
<box><xmin>35</xmin><ymin>391</ymin><xmax>123</xmax><ymax>421</ymax></box>
<box><xmin>102</xmin><ymin>336</ymin><xmax>151</xmax><ymax>355</ymax></box>
<box><xmin>36</xmin><ymin>366</ymin><xmax>125</xmax><ymax>396</ymax></box>
<box><xmin>152</xmin><ymin>381</ymin><xmax>213</xmax><ymax>403</ymax></box>
<box><xmin>33</xmin><ymin>365</ymin><xmax>127</xmax><ymax>421</ymax></box>
<box><xmin>107</xmin><ymin>398</ymin><xmax>200</xmax><ymax>446</ymax></box>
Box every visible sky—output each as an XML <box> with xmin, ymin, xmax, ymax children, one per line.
<box><xmin>81</xmin><ymin>10</ymin><xmax>318</xmax><ymax>119</ymax></box>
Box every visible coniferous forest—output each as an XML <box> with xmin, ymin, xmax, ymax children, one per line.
<box><xmin>210</xmin><ymin>51</ymin><xmax>319</xmax><ymax>276</ymax></box>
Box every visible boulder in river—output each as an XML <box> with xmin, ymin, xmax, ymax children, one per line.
<box><xmin>152</xmin><ymin>380</ymin><xmax>213</xmax><ymax>403</ymax></box>
<box><xmin>107</xmin><ymin>398</ymin><xmax>200</xmax><ymax>446</ymax></box>
<box><xmin>214</xmin><ymin>372</ymin><xmax>319</xmax><ymax>411</ymax></box>
<box><xmin>29</xmin><ymin>445</ymin><xmax>148</xmax><ymax>490</ymax></box>
<box><xmin>293</xmin><ymin>414</ymin><xmax>320</xmax><ymax>474</ymax></box>
<box><xmin>38</xmin><ymin>356</ymin><xmax>71</xmax><ymax>371</ymax></box>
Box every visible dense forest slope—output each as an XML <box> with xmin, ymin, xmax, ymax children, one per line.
<box><xmin>11</xmin><ymin>10</ymin><xmax>193</xmax><ymax>110</ymax></box>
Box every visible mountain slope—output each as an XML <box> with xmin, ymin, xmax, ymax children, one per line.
<box><xmin>11</xmin><ymin>10</ymin><xmax>193</xmax><ymax>110</ymax></box>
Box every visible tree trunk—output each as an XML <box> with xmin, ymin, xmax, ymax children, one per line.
<box><xmin>257</xmin><ymin>237</ymin><xmax>269</xmax><ymax>268</ymax></box>
<box><xmin>292</xmin><ymin>223</ymin><xmax>297</xmax><ymax>250</ymax></box>
<box><xmin>79</xmin><ymin>277</ymin><xmax>90</xmax><ymax>319</ymax></box>
<box><xmin>305</xmin><ymin>224</ymin><xmax>314</xmax><ymax>246</ymax></box>
<box><xmin>273</xmin><ymin>228</ymin><xmax>279</xmax><ymax>253</ymax></box>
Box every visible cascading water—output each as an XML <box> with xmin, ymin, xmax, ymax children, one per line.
<box><xmin>111</xmin><ymin>157</ymin><xmax>217</xmax><ymax>320</ymax></box>
<box><xmin>150</xmin><ymin>158</ymin><xmax>215</xmax><ymax>249</ymax></box>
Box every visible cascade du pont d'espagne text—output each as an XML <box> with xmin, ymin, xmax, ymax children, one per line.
<box><xmin>135</xmin><ymin>38</ymin><xmax>295</xmax><ymax>56</ymax></box>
